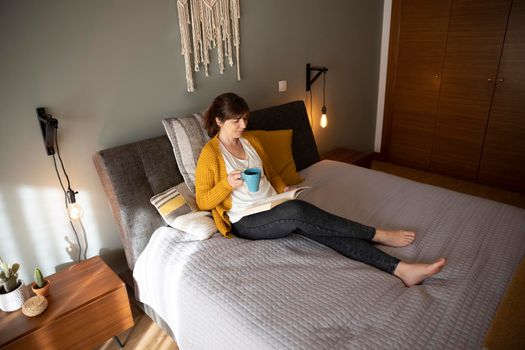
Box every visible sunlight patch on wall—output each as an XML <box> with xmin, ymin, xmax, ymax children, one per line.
<box><xmin>0</xmin><ymin>190</ymin><xmax>23</xmax><ymax>268</ymax></box>
<box><xmin>17</xmin><ymin>186</ymin><xmax>74</xmax><ymax>276</ymax></box>
<box><xmin>3</xmin><ymin>184</ymin><xmax>107</xmax><ymax>282</ymax></box>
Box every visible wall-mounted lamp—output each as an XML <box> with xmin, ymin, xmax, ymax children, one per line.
<box><xmin>306</xmin><ymin>63</ymin><xmax>328</xmax><ymax>128</ymax></box>
<box><xmin>37</xmin><ymin>108</ymin><xmax>58</xmax><ymax>155</ymax></box>
<box><xmin>66</xmin><ymin>189</ymin><xmax>84</xmax><ymax>221</ymax></box>
<box><xmin>36</xmin><ymin>107</ymin><xmax>87</xmax><ymax>261</ymax></box>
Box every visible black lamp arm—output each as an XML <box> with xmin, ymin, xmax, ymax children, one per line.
<box><xmin>306</xmin><ymin>63</ymin><xmax>328</xmax><ymax>91</ymax></box>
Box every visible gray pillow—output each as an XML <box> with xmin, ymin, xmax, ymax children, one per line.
<box><xmin>163</xmin><ymin>114</ymin><xmax>209</xmax><ymax>193</ymax></box>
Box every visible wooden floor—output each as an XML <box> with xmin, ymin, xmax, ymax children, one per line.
<box><xmin>96</xmin><ymin>296</ymin><xmax>179</xmax><ymax>350</ymax></box>
<box><xmin>96</xmin><ymin>161</ymin><xmax>525</xmax><ymax>349</ymax></box>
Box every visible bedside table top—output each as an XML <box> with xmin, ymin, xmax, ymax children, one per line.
<box><xmin>0</xmin><ymin>256</ymin><xmax>124</xmax><ymax>347</ymax></box>
<box><xmin>321</xmin><ymin>147</ymin><xmax>375</xmax><ymax>167</ymax></box>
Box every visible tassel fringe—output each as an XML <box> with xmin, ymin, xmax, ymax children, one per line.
<box><xmin>176</xmin><ymin>0</ymin><xmax>241</xmax><ymax>92</ymax></box>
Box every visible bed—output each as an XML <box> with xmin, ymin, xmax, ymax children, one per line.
<box><xmin>93</xmin><ymin>100</ymin><xmax>525</xmax><ymax>349</ymax></box>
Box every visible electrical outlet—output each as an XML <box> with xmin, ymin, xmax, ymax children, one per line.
<box><xmin>278</xmin><ymin>80</ymin><xmax>287</xmax><ymax>92</ymax></box>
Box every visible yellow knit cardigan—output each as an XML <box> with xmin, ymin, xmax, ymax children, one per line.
<box><xmin>195</xmin><ymin>132</ymin><xmax>287</xmax><ymax>237</ymax></box>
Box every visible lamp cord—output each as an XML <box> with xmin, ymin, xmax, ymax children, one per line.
<box><xmin>79</xmin><ymin>220</ymin><xmax>88</xmax><ymax>260</ymax></box>
<box><xmin>52</xmin><ymin>154</ymin><xmax>67</xmax><ymax>194</ymax></box>
<box><xmin>323</xmin><ymin>71</ymin><xmax>326</xmax><ymax>107</ymax></box>
<box><xmin>52</xmin><ymin>128</ymin><xmax>83</xmax><ymax>262</ymax></box>
<box><xmin>54</xmin><ymin>132</ymin><xmax>72</xmax><ymax>192</ymax></box>
<box><xmin>68</xmin><ymin>221</ymin><xmax>82</xmax><ymax>262</ymax></box>
<box><xmin>309</xmin><ymin>89</ymin><xmax>314</xmax><ymax>128</ymax></box>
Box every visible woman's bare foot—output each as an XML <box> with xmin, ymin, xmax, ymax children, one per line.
<box><xmin>394</xmin><ymin>258</ymin><xmax>446</xmax><ymax>287</ymax></box>
<box><xmin>372</xmin><ymin>229</ymin><xmax>416</xmax><ymax>247</ymax></box>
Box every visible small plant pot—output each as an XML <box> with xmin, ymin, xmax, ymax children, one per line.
<box><xmin>31</xmin><ymin>279</ymin><xmax>50</xmax><ymax>297</ymax></box>
<box><xmin>0</xmin><ymin>279</ymin><xmax>29</xmax><ymax>312</ymax></box>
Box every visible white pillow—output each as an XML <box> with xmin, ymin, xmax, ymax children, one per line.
<box><xmin>172</xmin><ymin>211</ymin><xmax>217</xmax><ymax>240</ymax></box>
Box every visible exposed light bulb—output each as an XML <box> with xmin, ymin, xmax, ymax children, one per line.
<box><xmin>67</xmin><ymin>202</ymin><xmax>84</xmax><ymax>221</ymax></box>
<box><xmin>66</xmin><ymin>189</ymin><xmax>84</xmax><ymax>221</ymax></box>
<box><xmin>320</xmin><ymin>106</ymin><xmax>328</xmax><ymax>128</ymax></box>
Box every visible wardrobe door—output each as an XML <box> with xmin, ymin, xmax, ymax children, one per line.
<box><xmin>430</xmin><ymin>0</ymin><xmax>512</xmax><ymax>181</ymax></box>
<box><xmin>385</xmin><ymin>0</ymin><xmax>451</xmax><ymax>169</ymax></box>
<box><xmin>478</xmin><ymin>0</ymin><xmax>525</xmax><ymax>192</ymax></box>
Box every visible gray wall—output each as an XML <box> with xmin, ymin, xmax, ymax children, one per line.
<box><xmin>0</xmin><ymin>0</ymin><xmax>384</xmax><ymax>281</ymax></box>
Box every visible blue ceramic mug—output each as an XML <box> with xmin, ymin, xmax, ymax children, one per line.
<box><xmin>241</xmin><ymin>168</ymin><xmax>261</xmax><ymax>192</ymax></box>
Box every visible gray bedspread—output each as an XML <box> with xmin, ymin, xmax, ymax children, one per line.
<box><xmin>133</xmin><ymin>160</ymin><xmax>525</xmax><ymax>349</ymax></box>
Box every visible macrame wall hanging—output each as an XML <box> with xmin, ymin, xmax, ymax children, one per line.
<box><xmin>176</xmin><ymin>0</ymin><xmax>241</xmax><ymax>92</ymax></box>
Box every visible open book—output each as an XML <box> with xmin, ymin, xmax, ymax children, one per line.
<box><xmin>241</xmin><ymin>186</ymin><xmax>312</xmax><ymax>217</ymax></box>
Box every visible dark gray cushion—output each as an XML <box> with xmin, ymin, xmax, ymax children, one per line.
<box><xmin>247</xmin><ymin>101</ymin><xmax>320</xmax><ymax>171</ymax></box>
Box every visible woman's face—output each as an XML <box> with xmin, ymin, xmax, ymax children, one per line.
<box><xmin>217</xmin><ymin>115</ymin><xmax>249</xmax><ymax>139</ymax></box>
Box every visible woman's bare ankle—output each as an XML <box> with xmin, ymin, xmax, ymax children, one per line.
<box><xmin>394</xmin><ymin>258</ymin><xmax>446</xmax><ymax>287</ymax></box>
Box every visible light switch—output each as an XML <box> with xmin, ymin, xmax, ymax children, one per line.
<box><xmin>278</xmin><ymin>80</ymin><xmax>287</xmax><ymax>92</ymax></box>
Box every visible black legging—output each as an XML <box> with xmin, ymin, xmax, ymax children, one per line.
<box><xmin>232</xmin><ymin>200</ymin><xmax>400</xmax><ymax>274</ymax></box>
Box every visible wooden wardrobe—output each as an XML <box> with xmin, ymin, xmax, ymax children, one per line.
<box><xmin>382</xmin><ymin>0</ymin><xmax>525</xmax><ymax>192</ymax></box>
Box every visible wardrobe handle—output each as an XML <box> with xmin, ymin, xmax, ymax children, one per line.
<box><xmin>487</xmin><ymin>77</ymin><xmax>493</xmax><ymax>82</ymax></box>
<box><xmin>434</xmin><ymin>74</ymin><xmax>439</xmax><ymax>78</ymax></box>
<box><xmin>499</xmin><ymin>77</ymin><xmax>504</xmax><ymax>82</ymax></box>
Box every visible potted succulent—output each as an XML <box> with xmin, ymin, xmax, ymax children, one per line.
<box><xmin>31</xmin><ymin>267</ymin><xmax>50</xmax><ymax>297</ymax></box>
<box><xmin>0</xmin><ymin>257</ymin><xmax>28</xmax><ymax>312</ymax></box>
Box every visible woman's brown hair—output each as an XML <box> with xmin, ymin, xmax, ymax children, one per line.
<box><xmin>204</xmin><ymin>93</ymin><xmax>249</xmax><ymax>137</ymax></box>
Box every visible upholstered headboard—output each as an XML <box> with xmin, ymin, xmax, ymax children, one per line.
<box><xmin>93</xmin><ymin>100</ymin><xmax>319</xmax><ymax>270</ymax></box>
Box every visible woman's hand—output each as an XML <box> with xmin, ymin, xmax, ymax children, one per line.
<box><xmin>227</xmin><ymin>170</ymin><xmax>244</xmax><ymax>189</ymax></box>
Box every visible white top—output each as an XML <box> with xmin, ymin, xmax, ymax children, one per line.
<box><xmin>219</xmin><ymin>137</ymin><xmax>277</xmax><ymax>223</ymax></box>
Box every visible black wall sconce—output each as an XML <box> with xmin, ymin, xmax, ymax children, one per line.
<box><xmin>306</xmin><ymin>63</ymin><xmax>328</xmax><ymax>128</ymax></box>
<box><xmin>35</xmin><ymin>107</ymin><xmax>87</xmax><ymax>262</ymax></box>
<box><xmin>36</xmin><ymin>107</ymin><xmax>58</xmax><ymax>155</ymax></box>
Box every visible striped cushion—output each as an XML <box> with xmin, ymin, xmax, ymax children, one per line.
<box><xmin>163</xmin><ymin>114</ymin><xmax>209</xmax><ymax>193</ymax></box>
<box><xmin>150</xmin><ymin>186</ymin><xmax>192</xmax><ymax>226</ymax></box>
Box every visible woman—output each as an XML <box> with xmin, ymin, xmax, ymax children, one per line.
<box><xmin>196</xmin><ymin>93</ymin><xmax>445</xmax><ymax>287</ymax></box>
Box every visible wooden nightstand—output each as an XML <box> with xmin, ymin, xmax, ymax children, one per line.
<box><xmin>321</xmin><ymin>147</ymin><xmax>375</xmax><ymax>168</ymax></box>
<box><xmin>0</xmin><ymin>256</ymin><xmax>133</xmax><ymax>349</ymax></box>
